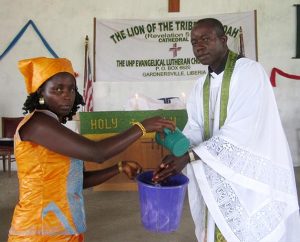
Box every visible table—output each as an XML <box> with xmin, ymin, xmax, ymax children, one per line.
<box><xmin>80</xmin><ymin>110</ymin><xmax>188</xmax><ymax>191</ymax></box>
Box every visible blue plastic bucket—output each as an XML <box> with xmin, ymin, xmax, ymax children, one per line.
<box><xmin>137</xmin><ymin>171</ymin><xmax>189</xmax><ymax>233</ymax></box>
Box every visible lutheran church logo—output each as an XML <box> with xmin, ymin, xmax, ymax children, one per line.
<box><xmin>169</xmin><ymin>43</ymin><xmax>181</xmax><ymax>57</ymax></box>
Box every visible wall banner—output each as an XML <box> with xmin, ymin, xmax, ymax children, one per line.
<box><xmin>95</xmin><ymin>11</ymin><xmax>257</xmax><ymax>82</ymax></box>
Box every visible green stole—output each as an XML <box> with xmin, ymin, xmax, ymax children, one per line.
<box><xmin>202</xmin><ymin>50</ymin><xmax>238</xmax><ymax>242</ymax></box>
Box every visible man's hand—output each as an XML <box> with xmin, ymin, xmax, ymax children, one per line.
<box><xmin>152</xmin><ymin>153</ymin><xmax>189</xmax><ymax>183</ymax></box>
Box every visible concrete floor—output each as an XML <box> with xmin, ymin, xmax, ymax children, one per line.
<box><xmin>0</xmin><ymin>171</ymin><xmax>197</xmax><ymax>242</ymax></box>
<box><xmin>1</xmin><ymin>168</ymin><xmax>300</xmax><ymax>242</ymax></box>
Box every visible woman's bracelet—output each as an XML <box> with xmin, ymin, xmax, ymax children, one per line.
<box><xmin>118</xmin><ymin>161</ymin><xmax>123</xmax><ymax>173</ymax></box>
<box><xmin>132</xmin><ymin>122</ymin><xmax>146</xmax><ymax>136</ymax></box>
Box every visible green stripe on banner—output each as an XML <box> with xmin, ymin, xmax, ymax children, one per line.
<box><xmin>79</xmin><ymin>110</ymin><xmax>188</xmax><ymax>135</ymax></box>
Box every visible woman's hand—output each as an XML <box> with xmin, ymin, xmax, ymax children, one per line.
<box><xmin>141</xmin><ymin>116</ymin><xmax>176</xmax><ymax>133</ymax></box>
<box><xmin>121</xmin><ymin>160</ymin><xmax>143</xmax><ymax>180</ymax></box>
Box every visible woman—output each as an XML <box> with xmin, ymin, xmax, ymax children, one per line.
<box><xmin>8</xmin><ymin>57</ymin><xmax>175</xmax><ymax>242</ymax></box>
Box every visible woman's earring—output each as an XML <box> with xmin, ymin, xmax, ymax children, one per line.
<box><xmin>39</xmin><ymin>97</ymin><xmax>45</xmax><ymax>105</ymax></box>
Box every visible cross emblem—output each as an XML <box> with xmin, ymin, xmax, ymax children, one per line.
<box><xmin>169</xmin><ymin>43</ymin><xmax>181</xmax><ymax>58</ymax></box>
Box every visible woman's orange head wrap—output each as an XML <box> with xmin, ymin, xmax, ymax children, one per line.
<box><xmin>18</xmin><ymin>57</ymin><xmax>75</xmax><ymax>94</ymax></box>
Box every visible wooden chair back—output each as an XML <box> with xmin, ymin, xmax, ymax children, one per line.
<box><xmin>2</xmin><ymin>117</ymin><xmax>23</xmax><ymax>138</ymax></box>
<box><xmin>1</xmin><ymin>117</ymin><xmax>23</xmax><ymax>176</ymax></box>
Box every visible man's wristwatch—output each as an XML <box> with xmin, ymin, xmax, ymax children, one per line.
<box><xmin>188</xmin><ymin>149</ymin><xmax>196</xmax><ymax>162</ymax></box>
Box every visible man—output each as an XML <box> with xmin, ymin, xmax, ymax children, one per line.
<box><xmin>153</xmin><ymin>18</ymin><xmax>300</xmax><ymax>242</ymax></box>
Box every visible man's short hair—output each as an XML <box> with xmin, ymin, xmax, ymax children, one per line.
<box><xmin>194</xmin><ymin>18</ymin><xmax>225</xmax><ymax>37</ymax></box>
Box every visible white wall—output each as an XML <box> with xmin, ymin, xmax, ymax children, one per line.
<box><xmin>0</xmin><ymin>0</ymin><xmax>300</xmax><ymax>166</ymax></box>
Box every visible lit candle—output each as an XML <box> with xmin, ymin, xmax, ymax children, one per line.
<box><xmin>135</xmin><ymin>93</ymin><xmax>139</xmax><ymax>110</ymax></box>
<box><xmin>181</xmin><ymin>92</ymin><xmax>186</xmax><ymax>105</ymax></box>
